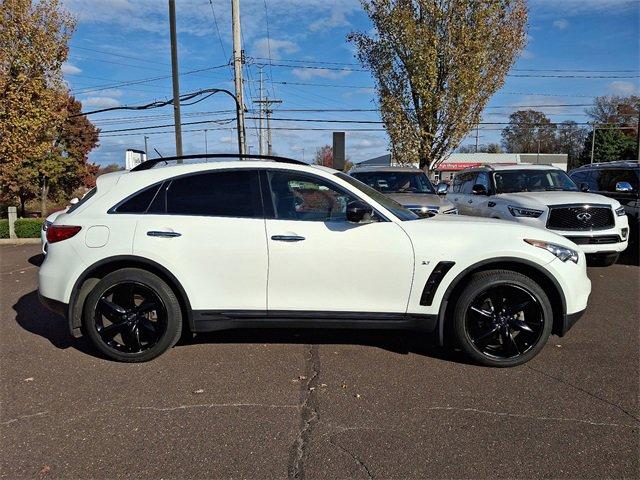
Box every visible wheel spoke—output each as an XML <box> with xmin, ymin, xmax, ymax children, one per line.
<box><xmin>135</xmin><ymin>300</ymin><xmax>158</xmax><ymax>315</ymax></box>
<box><xmin>97</xmin><ymin>321</ymin><xmax>127</xmax><ymax>339</ymax></box>
<box><xmin>122</xmin><ymin>324</ymin><xmax>142</xmax><ymax>352</ymax></box>
<box><xmin>505</xmin><ymin>300</ymin><xmax>530</xmax><ymax>316</ymax></box>
<box><xmin>510</xmin><ymin>318</ymin><xmax>534</xmax><ymax>333</ymax></box>
<box><xmin>503</xmin><ymin>330</ymin><xmax>520</xmax><ymax>355</ymax></box>
<box><xmin>470</xmin><ymin>306</ymin><xmax>493</xmax><ymax>319</ymax></box>
<box><xmin>99</xmin><ymin>298</ymin><xmax>127</xmax><ymax>320</ymax></box>
<box><xmin>472</xmin><ymin>325</ymin><xmax>500</xmax><ymax>344</ymax></box>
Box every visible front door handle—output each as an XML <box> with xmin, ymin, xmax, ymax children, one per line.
<box><xmin>467</xmin><ymin>199</ymin><xmax>473</xmax><ymax>204</ymax></box>
<box><xmin>147</xmin><ymin>230</ymin><xmax>181</xmax><ymax>238</ymax></box>
<box><xmin>271</xmin><ymin>235</ymin><xmax>305</xmax><ymax>242</ymax></box>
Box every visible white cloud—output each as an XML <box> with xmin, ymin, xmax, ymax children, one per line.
<box><xmin>609</xmin><ymin>81</ymin><xmax>639</xmax><ymax>95</ymax></box>
<box><xmin>251</xmin><ymin>38</ymin><xmax>299</xmax><ymax>59</ymax></box>
<box><xmin>309</xmin><ymin>10</ymin><xmax>350</xmax><ymax>32</ymax></box>
<box><xmin>552</xmin><ymin>19</ymin><xmax>569</xmax><ymax>29</ymax></box>
<box><xmin>62</xmin><ymin>62</ymin><xmax>81</xmax><ymax>75</ymax></box>
<box><xmin>292</xmin><ymin>67</ymin><xmax>352</xmax><ymax>80</ymax></box>
<box><xmin>219</xmin><ymin>136</ymin><xmax>234</xmax><ymax>144</ymax></box>
<box><xmin>81</xmin><ymin>96</ymin><xmax>121</xmax><ymax>108</ymax></box>
<box><xmin>519</xmin><ymin>49</ymin><xmax>535</xmax><ymax>60</ymax></box>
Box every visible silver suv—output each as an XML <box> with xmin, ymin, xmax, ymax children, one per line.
<box><xmin>349</xmin><ymin>166</ymin><xmax>457</xmax><ymax>217</ymax></box>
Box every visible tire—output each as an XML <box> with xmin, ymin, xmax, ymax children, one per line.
<box><xmin>586</xmin><ymin>252</ymin><xmax>619</xmax><ymax>267</ymax></box>
<box><xmin>83</xmin><ymin>268</ymin><xmax>182</xmax><ymax>362</ymax></box>
<box><xmin>452</xmin><ymin>269</ymin><xmax>553</xmax><ymax>367</ymax></box>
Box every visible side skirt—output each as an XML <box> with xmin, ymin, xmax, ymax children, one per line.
<box><xmin>192</xmin><ymin>310</ymin><xmax>437</xmax><ymax>333</ymax></box>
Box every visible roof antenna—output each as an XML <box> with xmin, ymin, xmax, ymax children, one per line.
<box><xmin>154</xmin><ymin>148</ymin><xmax>164</xmax><ymax>158</ymax></box>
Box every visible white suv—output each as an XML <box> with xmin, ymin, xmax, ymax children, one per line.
<box><xmin>447</xmin><ymin>164</ymin><xmax>629</xmax><ymax>266</ymax></box>
<box><xmin>39</xmin><ymin>154</ymin><xmax>591</xmax><ymax>366</ymax></box>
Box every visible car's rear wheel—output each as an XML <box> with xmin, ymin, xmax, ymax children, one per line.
<box><xmin>453</xmin><ymin>270</ymin><xmax>552</xmax><ymax>367</ymax></box>
<box><xmin>83</xmin><ymin>268</ymin><xmax>182</xmax><ymax>362</ymax></box>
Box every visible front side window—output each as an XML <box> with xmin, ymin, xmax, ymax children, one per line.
<box><xmin>493</xmin><ymin>170</ymin><xmax>579</xmax><ymax>194</ymax></box>
<box><xmin>475</xmin><ymin>172</ymin><xmax>491</xmax><ymax>192</ymax></box>
<box><xmin>594</xmin><ymin>169</ymin><xmax>639</xmax><ymax>192</ymax></box>
<box><xmin>460</xmin><ymin>173</ymin><xmax>477</xmax><ymax>194</ymax></box>
<box><xmin>350</xmin><ymin>171</ymin><xmax>436</xmax><ymax>194</ymax></box>
<box><xmin>164</xmin><ymin>170</ymin><xmax>261</xmax><ymax>218</ymax></box>
<box><xmin>267</xmin><ymin>171</ymin><xmax>358</xmax><ymax>221</ymax></box>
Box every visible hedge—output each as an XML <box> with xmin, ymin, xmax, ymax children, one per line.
<box><xmin>0</xmin><ymin>219</ymin><xmax>8</xmax><ymax>239</ymax></box>
<box><xmin>14</xmin><ymin>218</ymin><xmax>44</xmax><ymax>238</ymax></box>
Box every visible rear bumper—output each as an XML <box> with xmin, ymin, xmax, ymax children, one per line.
<box><xmin>38</xmin><ymin>292</ymin><xmax>67</xmax><ymax>317</ymax></box>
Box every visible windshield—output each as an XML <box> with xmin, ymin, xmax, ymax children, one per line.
<box><xmin>336</xmin><ymin>173</ymin><xmax>419</xmax><ymax>221</ymax></box>
<box><xmin>493</xmin><ymin>170</ymin><xmax>579</xmax><ymax>194</ymax></box>
<box><xmin>351</xmin><ymin>171</ymin><xmax>436</xmax><ymax>194</ymax></box>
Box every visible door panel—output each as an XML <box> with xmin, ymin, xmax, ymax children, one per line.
<box><xmin>263</xmin><ymin>170</ymin><xmax>415</xmax><ymax>313</ymax></box>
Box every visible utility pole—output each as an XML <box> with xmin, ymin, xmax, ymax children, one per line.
<box><xmin>231</xmin><ymin>0</ymin><xmax>246</xmax><ymax>155</ymax></box>
<box><xmin>144</xmin><ymin>136</ymin><xmax>149</xmax><ymax>156</ymax></box>
<box><xmin>168</xmin><ymin>0</ymin><xmax>183</xmax><ymax>158</ymax></box>
<box><xmin>590</xmin><ymin>124</ymin><xmax>596</xmax><ymax>164</ymax></box>
<box><xmin>204</xmin><ymin>129</ymin><xmax>208</xmax><ymax>154</ymax></box>
<box><xmin>253</xmin><ymin>68</ymin><xmax>281</xmax><ymax>157</ymax></box>
<box><xmin>475</xmin><ymin>125</ymin><xmax>479</xmax><ymax>153</ymax></box>
<box><xmin>636</xmin><ymin>102</ymin><xmax>640</xmax><ymax>161</ymax></box>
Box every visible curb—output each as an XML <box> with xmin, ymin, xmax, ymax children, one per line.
<box><xmin>0</xmin><ymin>238</ymin><xmax>41</xmax><ymax>245</ymax></box>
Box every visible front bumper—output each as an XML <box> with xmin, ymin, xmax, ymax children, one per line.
<box><xmin>558</xmin><ymin>308</ymin><xmax>586</xmax><ymax>337</ymax></box>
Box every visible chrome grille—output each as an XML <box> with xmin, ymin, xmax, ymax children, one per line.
<box><xmin>546</xmin><ymin>205</ymin><xmax>614</xmax><ymax>231</ymax></box>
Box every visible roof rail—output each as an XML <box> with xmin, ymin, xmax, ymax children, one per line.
<box><xmin>131</xmin><ymin>153</ymin><xmax>308</xmax><ymax>172</ymax></box>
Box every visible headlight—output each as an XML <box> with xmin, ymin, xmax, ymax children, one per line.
<box><xmin>508</xmin><ymin>206</ymin><xmax>544</xmax><ymax>218</ymax></box>
<box><xmin>615</xmin><ymin>206</ymin><xmax>626</xmax><ymax>217</ymax></box>
<box><xmin>42</xmin><ymin>220</ymin><xmax>52</xmax><ymax>232</ymax></box>
<box><xmin>524</xmin><ymin>239</ymin><xmax>579</xmax><ymax>263</ymax></box>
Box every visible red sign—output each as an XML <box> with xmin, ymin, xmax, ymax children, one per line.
<box><xmin>436</xmin><ymin>162</ymin><xmax>483</xmax><ymax>171</ymax></box>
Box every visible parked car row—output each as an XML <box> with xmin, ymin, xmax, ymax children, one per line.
<box><xmin>40</xmin><ymin>154</ymin><xmax>591</xmax><ymax>367</ymax></box>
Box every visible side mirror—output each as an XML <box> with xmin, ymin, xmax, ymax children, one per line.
<box><xmin>436</xmin><ymin>183</ymin><xmax>448</xmax><ymax>195</ymax></box>
<box><xmin>616</xmin><ymin>181</ymin><xmax>633</xmax><ymax>192</ymax></box>
<box><xmin>69</xmin><ymin>197</ymin><xmax>79</xmax><ymax>205</ymax></box>
<box><xmin>471</xmin><ymin>184</ymin><xmax>487</xmax><ymax>195</ymax></box>
<box><xmin>579</xmin><ymin>183</ymin><xmax>589</xmax><ymax>193</ymax></box>
<box><xmin>346</xmin><ymin>200</ymin><xmax>373</xmax><ymax>223</ymax></box>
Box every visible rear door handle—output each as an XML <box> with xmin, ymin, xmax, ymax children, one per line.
<box><xmin>467</xmin><ymin>199</ymin><xmax>473</xmax><ymax>204</ymax></box>
<box><xmin>271</xmin><ymin>235</ymin><xmax>305</xmax><ymax>242</ymax></box>
<box><xmin>147</xmin><ymin>230</ymin><xmax>181</xmax><ymax>238</ymax></box>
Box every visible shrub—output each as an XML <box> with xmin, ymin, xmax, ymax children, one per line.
<box><xmin>14</xmin><ymin>218</ymin><xmax>44</xmax><ymax>238</ymax></box>
<box><xmin>0</xmin><ymin>220</ymin><xmax>8</xmax><ymax>239</ymax></box>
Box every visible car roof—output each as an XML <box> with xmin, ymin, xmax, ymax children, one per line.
<box><xmin>571</xmin><ymin>160</ymin><xmax>639</xmax><ymax>171</ymax></box>
<box><xmin>350</xmin><ymin>165</ymin><xmax>423</xmax><ymax>173</ymax></box>
<box><xmin>457</xmin><ymin>163</ymin><xmax>560</xmax><ymax>174</ymax></box>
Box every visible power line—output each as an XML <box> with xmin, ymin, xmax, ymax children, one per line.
<box><xmin>208</xmin><ymin>0</ymin><xmax>228</xmax><ymax>61</ymax></box>
<box><xmin>262</xmin><ymin>0</ymin><xmax>276</xmax><ymax>97</ymax></box>
<box><xmin>69</xmin><ymin>44</ymin><xmax>169</xmax><ymax>66</ymax></box>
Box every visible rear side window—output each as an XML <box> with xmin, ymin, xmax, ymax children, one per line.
<box><xmin>165</xmin><ymin>170</ymin><xmax>261</xmax><ymax>218</ymax></box>
<box><xmin>113</xmin><ymin>184</ymin><xmax>162</xmax><ymax>213</ymax></box>
<box><xmin>67</xmin><ymin>187</ymin><xmax>96</xmax><ymax>214</ymax></box>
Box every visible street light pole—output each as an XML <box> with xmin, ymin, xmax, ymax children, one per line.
<box><xmin>204</xmin><ymin>129</ymin><xmax>208</xmax><ymax>154</ymax></box>
<box><xmin>590</xmin><ymin>124</ymin><xmax>596</xmax><ymax>164</ymax></box>
<box><xmin>168</xmin><ymin>0</ymin><xmax>183</xmax><ymax>159</ymax></box>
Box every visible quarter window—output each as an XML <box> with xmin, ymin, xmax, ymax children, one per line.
<box><xmin>114</xmin><ymin>184</ymin><xmax>162</xmax><ymax>213</ymax></box>
<box><xmin>165</xmin><ymin>170</ymin><xmax>261</xmax><ymax>218</ymax></box>
<box><xmin>267</xmin><ymin>171</ymin><xmax>357</xmax><ymax>221</ymax></box>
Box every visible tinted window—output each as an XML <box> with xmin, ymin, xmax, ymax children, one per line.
<box><xmin>475</xmin><ymin>172</ymin><xmax>491</xmax><ymax>192</ymax></box>
<box><xmin>267</xmin><ymin>171</ymin><xmax>357</xmax><ymax>222</ymax></box>
<box><xmin>114</xmin><ymin>184</ymin><xmax>161</xmax><ymax>213</ymax></box>
<box><xmin>451</xmin><ymin>174</ymin><xmax>463</xmax><ymax>193</ymax></box>
<box><xmin>594</xmin><ymin>169</ymin><xmax>639</xmax><ymax>192</ymax></box>
<box><xmin>67</xmin><ymin>187</ymin><xmax>96</xmax><ymax>214</ymax></box>
<box><xmin>493</xmin><ymin>169</ymin><xmax>578</xmax><ymax>193</ymax></box>
<box><xmin>350</xmin><ymin>171</ymin><xmax>435</xmax><ymax>194</ymax></box>
<box><xmin>165</xmin><ymin>170</ymin><xmax>261</xmax><ymax>217</ymax></box>
<box><xmin>460</xmin><ymin>173</ymin><xmax>477</xmax><ymax>194</ymax></box>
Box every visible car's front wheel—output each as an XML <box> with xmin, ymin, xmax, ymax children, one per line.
<box><xmin>453</xmin><ymin>270</ymin><xmax>553</xmax><ymax>367</ymax></box>
<box><xmin>83</xmin><ymin>268</ymin><xmax>182</xmax><ymax>362</ymax></box>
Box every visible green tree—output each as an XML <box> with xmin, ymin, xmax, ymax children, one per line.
<box><xmin>501</xmin><ymin>110</ymin><xmax>557</xmax><ymax>154</ymax></box>
<box><xmin>348</xmin><ymin>0</ymin><xmax>527</xmax><ymax>170</ymax></box>
<box><xmin>555</xmin><ymin>120</ymin><xmax>587</xmax><ymax>170</ymax></box>
<box><xmin>0</xmin><ymin>0</ymin><xmax>76</xmax><ymax>214</ymax></box>
<box><xmin>577</xmin><ymin>128</ymin><xmax>636</xmax><ymax>166</ymax></box>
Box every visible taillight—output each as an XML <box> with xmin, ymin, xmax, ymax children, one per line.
<box><xmin>46</xmin><ymin>225</ymin><xmax>82</xmax><ymax>244</ymax></box>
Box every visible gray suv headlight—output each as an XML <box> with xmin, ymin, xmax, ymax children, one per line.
<box><xmin>524</xmin><ymin>239</ymin><xmax>579</xmax><ymax>263</ymax></box>
<box><xmin>508</xmin><ymin>206</ymin><xmax>543</xmax><ymax>218</ymax></box>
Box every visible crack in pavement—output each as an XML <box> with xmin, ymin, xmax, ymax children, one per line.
<box><xmin>1</xmin><ymin>411</ymin><xmax>48</xmax><ymax>426</ymax></box>
<box><xmin>287</xmin><ymin>344</ymin><xmax>321</xmax><ymax>480</ymax></box>
<box><xmin>526</xmin><ymin>364</ymin><xmax>640</xmax><ymax>423</ymax></box>
<box><xmin>328</xmin><ymin>436</ymin><xmax>374</xmax><ymax>480</ymax></box>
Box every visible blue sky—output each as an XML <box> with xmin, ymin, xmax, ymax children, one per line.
<box><xmin>60</xmin><ymin>0</ymin><xmax>640</xmax><ymax>166</ymax></box>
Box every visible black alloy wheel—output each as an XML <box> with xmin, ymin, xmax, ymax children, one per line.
<box><xmin>84</xmin><ymin>268</ymin><xmax>182</xmax><ymax>362</ymax></box>
<box><xmin>453</xmin><ymin>270</ymin><xmax>553</xmax><ymax>367</ymax></box>
<box><xmin>465</xmin><ymin>284</ymin><xmax>544</xmax><ymax>360</ymax></box>
<box><xmin>95</xmin><ymin>282</ymin><xmax>167</xmax><ymax>354</ymax></box>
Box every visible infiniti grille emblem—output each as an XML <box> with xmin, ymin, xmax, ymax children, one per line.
<box><xmin>576</xmin><ymin>212</ymin><xmax>592</xmax><ymax>221</ymax></box>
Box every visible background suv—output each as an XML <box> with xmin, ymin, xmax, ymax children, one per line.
<box><xmin>569</xmin><ymin>161</ymin><xmax>639</xmax><ymax>262</ymax></box>
<box><xmin>446</xmin><ymin>164</ymin><xmax>629</xmax><ymax>266</ymax></box>
<box><xmin>39</xmin><ymin>154</ymin><xmax>590</xmax><ymax>367</ymax></box>
<box><xmin>349</xmin><ymin>165</ymin><xmax>457</xmax><ymax>217</ymax></box>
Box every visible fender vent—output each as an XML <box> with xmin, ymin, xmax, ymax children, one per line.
<box><xmin>420</xmin><ymin>261</ymin><xmax>455</xmax><ymax>306</ymax></box>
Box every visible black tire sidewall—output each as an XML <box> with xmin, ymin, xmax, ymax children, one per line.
<box><xmin>453</xmin><ymin>270</ymin><xmax>553</xmax><ymax>368</ymax></box>
<box><xmin>83</xmin><ymin>268</ymin><xmax>182</xmax><ymax>362</ymax></box>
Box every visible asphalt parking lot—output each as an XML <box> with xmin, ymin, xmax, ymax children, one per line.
<box><xmin>1</xmin><ymin>244</ymin><xmax>638</xmax><ymax>479</ymax></box>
